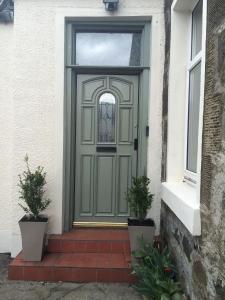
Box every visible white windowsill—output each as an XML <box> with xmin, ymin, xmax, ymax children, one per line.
<box><xmin>162</xmin><ymin>182</ymin><xmax>201</xmax><ymax>236</ymax></box>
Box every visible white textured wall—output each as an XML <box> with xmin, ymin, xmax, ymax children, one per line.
<box><xmin>0</xmin><ymin>24</ymin><xmax>13</xmax><ymax>253</ymax></box>
<box><xmin>146</xmin><ymin>12</ymin><xmax>165</xmax><ymax>235</ymax></box>
<box><xmin>0</xmin><ymin>0</ymin><xmax>165</xmax><ymax>256</ymax></box>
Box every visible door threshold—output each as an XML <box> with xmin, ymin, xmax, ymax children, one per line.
<box><xmin>73</xmin><ymin>221</ymin><xmax>128</xmax><ymax>228</ymax></box>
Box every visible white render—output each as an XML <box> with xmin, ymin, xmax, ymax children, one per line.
<box><xmin>0</xmin><ymin>0</ymin><xmax>165</xmax><ymax>257</ymax></box>
<box><xmin>0</xmin><ymin>24</ymin><xmax>13</xmax><ymax>254</ymax></box>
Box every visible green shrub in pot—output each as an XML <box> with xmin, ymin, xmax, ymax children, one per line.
<box><xmin>18</xmin><ymin>155</ymin><xmax>51</xmax><ymax>261</ymax></box>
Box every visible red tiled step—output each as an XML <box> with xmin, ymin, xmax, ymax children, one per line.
<box><xmin>47</xmin><ymin>229</ymin><xmax>131</xmax><ymax>254</ymax></box>
<box><xmin>8</xmin><ymin>252</ymin><xmax>135</xmax><ymax>283</ymax></box>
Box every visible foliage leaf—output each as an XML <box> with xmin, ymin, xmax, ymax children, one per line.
<box><xmin>18</xmin><ymin>155</ymin><xmax>51</xmax><ymax>220</ymax></box>
<box><xmin>132</xmin><ymin>240</ymin><xmax>183</xmax><ymax>300</ymax></box>
<box><xmin>126</xmin><ymin>176</ymin><xmax>153</xmax><ymax>220</ymax></box>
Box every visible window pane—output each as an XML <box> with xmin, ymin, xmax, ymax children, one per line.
<box><xmin>187</xmin><ymin>63</ymin><xmax>201</xmax><ymax>173</ymax></box>
<box><xmin>76</xmin><ymin>32</ymin><xmax>141</xmax><ymax>66</ymax></box>
<box><xmin>98</xmin><ymin>93</ymin><xmax>116</xmax><ymax>143</ymax></box>
<box><xmin>191</xmin><ymin>0</ymin><xmax>203</xmax><ymax>58</ymax></box>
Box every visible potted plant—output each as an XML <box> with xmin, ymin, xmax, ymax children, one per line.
<box><xmin>126</xmin><ymin>176</ymin><xmax>155</xmax><ymax>252</ymax></box>
<box><xmin>18</xmin><ymin>155</ymin><xmax>51</xmax><ymax>261</ymax></box>
<box><xmin>132</xmin><ymin>240</ymin><xmax>184</xmax><ymax>300</ymax></box>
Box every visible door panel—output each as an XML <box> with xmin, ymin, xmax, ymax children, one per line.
<box><xmin>95</xmin><ymin>155</ymin><xmax>115</xmax><ymax>215</ymax></box>
<box><xmin>117</xmin><ymin>155</ymin><xmax>131</xmax><ymax>215</ymax></box>
<box><xmin>80</xmin><ymin>155</ymin><xmax>93</xmax><ymax>216</ymax></box>
<box><xmin>82</xmin><ymin>77</ymin><xmax>106</xmax><ymax>102</ymax></box>
<box><xmin>109</xmin><ymin>77</ymin><xmax>133</xmax><ymax>104</ymax></box>
<box><xmin>81</xmin><ymin>107</ymin><xmax>95</xmax><ymax>144</ymax></box>
<box><xmin>75</xmin><ymin>74</ymin><xmax>138</xmax><ymax>222</ymax></box>
<box><xmin>119</xmin><ymin>108</ymin><xmax>133</xmax><ymax>143</ymax></box>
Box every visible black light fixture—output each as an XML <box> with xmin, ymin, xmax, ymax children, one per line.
<box><xmin>0</xmin><ymin>0</ymin><xmax>14</xmax><ymax>23</ymax></box>
<box><xmin>103</xmin><ymin>0</ymin><xmax>119</xmax><ymax>12</ymax></box>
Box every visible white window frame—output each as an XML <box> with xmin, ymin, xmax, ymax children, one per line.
<box><xmin>184</xmin><ymin>0</ymin><xmax>204</xmax><ymax>185</ymax></box>
<box><xmin>161</xmin><ymin>0</ymin><xmax>207</xmax><ymax>236</ymax></box>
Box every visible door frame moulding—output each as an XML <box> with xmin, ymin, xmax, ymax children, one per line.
<box><xmin>63</xmin><ymin>20</ymin><xmax>151</xmax><ymax>231</ymax></box>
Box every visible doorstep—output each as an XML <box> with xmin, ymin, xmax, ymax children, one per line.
<box><xmin>8</xmin><ymin>228</ymin><xmax>135</xmax><ymax>283</ymax></box>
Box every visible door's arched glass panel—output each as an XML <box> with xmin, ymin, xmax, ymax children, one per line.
<box><xmin>98</xmin><ymin>93</ymin><xmax>116</xmax><ymax>143</ymax></box>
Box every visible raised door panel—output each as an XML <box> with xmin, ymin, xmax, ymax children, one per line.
<box><xmin>117</xmin><ymin>156</ymin><xmax>131</xmax><ymax>216</ymax></box>
<box><xmin>81</xmin><ymin>107</ymin><xmax>95</xmax><ymax>144</ymax></box>
<box><xmin>109</xmin><ymin>77</ymin><xmax>133</xmax><ymax>104</ymax></box>
<box><xmin>95</xmin><ymin>156</ymin><xmax>115</xmax><ymax>215</ymax></box>
<box><xmin>119</xmin><ymin>108</ymin><xmax>133</xmax><ymax>144</ymax></box>
<box><xmin>80</xmin><ymin>155</ymin><xmax>94</xmax><ymax>216</ymax></box>
<box><xmin>82</xmin><ymin>78</ymin><xmax>106</xmax><ymax>103</ymax></box>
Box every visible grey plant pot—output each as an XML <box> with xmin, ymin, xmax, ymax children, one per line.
<box><xmin>19</xmin><ymin>217</ymin><xmax>48</xmax><ymax>261</ymax></box>
<box><xmin>128</xmin><ymin>218</ymin><xmax>155</xmax><ymax>253</ymax></box>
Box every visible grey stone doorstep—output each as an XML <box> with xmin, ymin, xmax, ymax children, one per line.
<box><xmin>0</xmin><ymin>254</ymin><xmax>142</xmax><ymax>300</ymax></box>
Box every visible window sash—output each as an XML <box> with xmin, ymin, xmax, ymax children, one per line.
<box><xmin>184</xmin><ymin>0</ymin><xmax>203</xmax><ymax>182</ymax></box>
<box><xmin>186</xmin><ymin>62</ymin><xmax>201</xmax><ymax>173</ymax></box>
<box><xmin>191</xmin><ymin>0</ymin><xmax>203</xmax><ymax>59</ymax></box>
<box><xmin>188</xmin><ymin>51</ymin><xmax>202</xmax><ymax>71</ymax></box>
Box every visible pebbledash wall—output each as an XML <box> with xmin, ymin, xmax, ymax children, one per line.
<box><xmin>161</xmin><ymin>0</ymin><xmax>225</xmax><ymax>299</ymax></box>
<box><xmin>0</xmin><ymin>0</ymin><xmax>165</xmax><ymax>257</ymax></box>
<box><xmin>0</xmin><ymin>23</ymin><xmax>13</xmax><ymax>253</ymax></box>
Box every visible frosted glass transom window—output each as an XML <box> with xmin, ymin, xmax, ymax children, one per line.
<box><xmin>98</xmin><ymin>93</ymin><xmax>116</xmax><ymax>143</ymax></box>
<box><xmin>76</xmin><ymin>32</ymin><xmax>141</xmax><ymax>66</ymax></box>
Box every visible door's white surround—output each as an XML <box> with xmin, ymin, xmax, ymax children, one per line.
<box><xmin>0</xmin><ymin>0</ymin><xmax>164</xmax><ymax>256</ymax></box>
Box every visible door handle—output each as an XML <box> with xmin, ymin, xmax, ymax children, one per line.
<box><xmin>134</xmin><ymin>139</ymin><xmax>138</xmax><ymax>151</ymax></box>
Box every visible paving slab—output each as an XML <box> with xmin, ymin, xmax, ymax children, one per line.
<box><xmin>0</xmin><ymin>254</ymin><xmax>141</xmax><ymax>300</ymax></box>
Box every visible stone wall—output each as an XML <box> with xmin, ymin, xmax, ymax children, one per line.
<box><xmin>161</xmin><ymin>0</ymin><xmax>225</xmax><ymax>299</ymax></box>
<box><xmin>161</xmin><ymin>0</ymin><xmax>173</xmax><ymax>181</ymax></box>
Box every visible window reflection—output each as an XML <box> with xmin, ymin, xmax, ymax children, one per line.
<box><xmin>191</xmin><ymin>0</ymin><xmax>203</xmax><ymax>58</ymax></box>
<box><xmin>98</xmin><ymin>93</ymin><xmax>116</xmax><ymax>143</ymax></box>
<box><xmin>76</xmin><ymin>32</ymin><xmax>141</xmax><ymax>66</ymax></box>
<box><xmin>187</xmin><ymin>62</ymin><xmax>201</xmax><ymax>172</ymax></box>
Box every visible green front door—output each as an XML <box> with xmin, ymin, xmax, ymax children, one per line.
<box><xmin>74</xmin><ymin>74</ymin><xmax>139</xmax><ymax>223</ymax></box>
